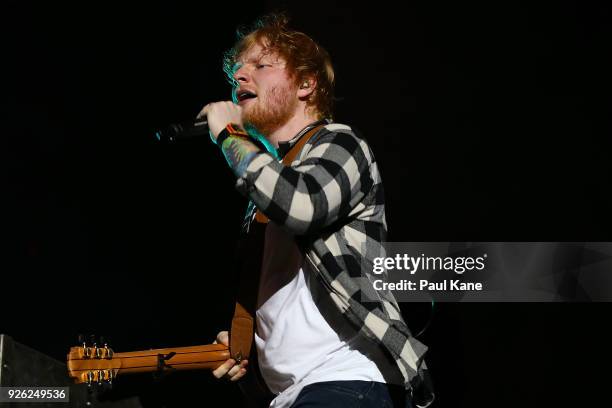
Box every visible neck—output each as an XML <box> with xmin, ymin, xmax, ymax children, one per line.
<box><xmin>266</xmin><ymin>107</ymin><xmax>320</xmax><ymax>148</ymax></box>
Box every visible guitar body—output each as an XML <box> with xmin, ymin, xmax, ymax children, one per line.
<box><xmin>237</xmin><ymin>346</ymin><xmax>275</xmax><ymax>408</ymax></box>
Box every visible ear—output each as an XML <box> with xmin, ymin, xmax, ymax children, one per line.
<box><xmin>296</xmin><ymin>77</ymin><xmax>316</xmax><ymax>99</ymax></box>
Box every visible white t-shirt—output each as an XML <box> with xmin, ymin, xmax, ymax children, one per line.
<box><xmin>254</xmin><ymin>222</ymin><xmax>403</xmax><ymax>408</ymax></box>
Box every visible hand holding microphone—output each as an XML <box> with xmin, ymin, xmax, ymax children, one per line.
<box><xmin>154</xmin><ymin>101</ymin><xmax>244</xmax><ymax>143</ymax></box>
<box><xmin>197</xmin><ymin>101</ymin><xmax>245</xmax><ymax>141</ymax></box>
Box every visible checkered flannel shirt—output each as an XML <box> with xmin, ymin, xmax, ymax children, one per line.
<box><xmin>220</xmin><ymin>120</ymin><xmax>434</xmax><ymax>407</ymax></box>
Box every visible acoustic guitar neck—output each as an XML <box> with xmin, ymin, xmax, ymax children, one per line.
<box><xmin>67</xmin><ymin>343</ymin><xmax>230</xmax><ymax>384</ymax></box>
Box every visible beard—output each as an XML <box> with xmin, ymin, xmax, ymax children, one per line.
<box><xmin>242</xmin><ymin>83</ymin><xmax>298</xmax><ymax>136</ymax></box>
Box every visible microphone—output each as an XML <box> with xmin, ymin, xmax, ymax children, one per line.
<box><xmin>154</xmin><ymin>118</ymin><xmax>209</xmax><ymax>143</ymax></box>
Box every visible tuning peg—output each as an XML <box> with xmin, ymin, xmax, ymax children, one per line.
<box><xmin>86</xmin><ymin>335</ymin><xmax>99</xmax><ymax>359</ymax></box>
<box><xmin>100</xmin><ymin>336</ymin><xmax>112</xmax><ymax>358</ymax></box>
<box><xmin>98</xmin><ymin>370</ymin><xmax>113</xmax><ymax>391</ymax></box>
<box><xmin>79</xmin><ymin>334</ymin><xmax>89</xmax><ymax>358</ymax></box>
<box><xmin>103</xmin><ymin>343</ymin><xmax>113</xmax><ymax>359</ymax></box>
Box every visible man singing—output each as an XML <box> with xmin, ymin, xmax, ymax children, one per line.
<box><xmin>199</xmin><ymin>13</ymin><xmax>433</xmax><ymax>408</ymax></box>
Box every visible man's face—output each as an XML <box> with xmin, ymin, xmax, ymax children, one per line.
<box><xmin>232</xmin><ymin>43</ymin><xmax>299</xmax><ymax>136</ymax></box>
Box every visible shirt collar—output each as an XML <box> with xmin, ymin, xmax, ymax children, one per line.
<box><xmin>276</xmin><ymin>119</ymin><xmax>331</xmax><ymax>159</ymax></box>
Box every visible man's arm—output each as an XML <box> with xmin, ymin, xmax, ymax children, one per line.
<box><xmin>221</xmin><ymin>127</ymin><xmax>375</xmax><ymax>235</ymax></box>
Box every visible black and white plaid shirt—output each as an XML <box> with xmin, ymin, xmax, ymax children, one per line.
<box><xmin>221</xmin><ymin>120</ymin><xmax>434</xmax><ymax>407</ymax></box>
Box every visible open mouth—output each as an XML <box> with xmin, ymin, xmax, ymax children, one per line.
<box><xmin>237</xmin><ymin>90</ymin><xmax>257</xmax><ymax>103</ymax></box>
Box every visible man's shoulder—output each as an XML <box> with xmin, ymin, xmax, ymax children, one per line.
<box><xmin>322</xmin><ymin>122</ymin><xmax>355</xmax><ymax>133</ymax></box>
<box><xmin>308</xmin><ymin>122</ymin><xmax>366</xmax><ymax>146</ymax></box>
<box><xmin>302</xmin><ymin>122</ymin><xmax>377</xmax><ymax>168</ymax></box>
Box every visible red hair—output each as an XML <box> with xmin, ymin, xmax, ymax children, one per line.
<box><xmin>223</xmin><ymin>13</ymin><xmax>335</xmax><ymax>119</ymax></box>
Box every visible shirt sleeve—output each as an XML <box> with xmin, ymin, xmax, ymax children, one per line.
<box><xmin>221</xmin><ymin>127</ymin><xmax>374</xmax><ymax>235</ymax></box>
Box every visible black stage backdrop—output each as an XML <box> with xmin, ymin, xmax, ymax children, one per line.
<box><xmin>2</xmin><ymin>1</ymin><xmax>611</xmax><ymax>407</ymax></box>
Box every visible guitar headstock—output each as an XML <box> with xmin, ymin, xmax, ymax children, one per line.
<box><xmin>67</xmin><ymin>335</ymin><xmax>118</xmax><ymax>385</ymax></box>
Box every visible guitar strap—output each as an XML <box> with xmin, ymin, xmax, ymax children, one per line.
<box><xmin>228</xmin><ymin>124</ymin><xmax>324</xmax><ymax>401</ymax></box>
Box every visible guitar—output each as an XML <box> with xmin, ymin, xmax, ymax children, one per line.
<box><xmin>66</xmin><ymin>341</ymin><xmax>229</xmax><ymax>385</ymax></box>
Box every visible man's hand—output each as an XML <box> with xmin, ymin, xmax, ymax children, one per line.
<box><xmin>197</xmin><ymin>102</ymin><xmax>244</xmax><ymax>141</ymax></box>
<box><xmin>212</xmin><ymin>330</ymin><xmax>248</xmax><ymax>382</ymax></box>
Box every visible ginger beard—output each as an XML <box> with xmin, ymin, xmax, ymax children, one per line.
<box><xmin>242</xmin><ymin>81</ymin><xmax>298</xmax><ymax>137</ymax></box>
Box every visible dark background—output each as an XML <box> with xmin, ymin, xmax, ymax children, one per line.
<box><xmin>2</xmin><ymin>1</ymin><xmax>611</xmax><ymax>407</ymax></box>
